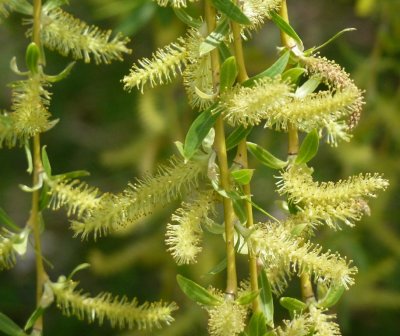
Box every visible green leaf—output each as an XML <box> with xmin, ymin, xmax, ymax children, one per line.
<box><xmin>247</xmin><ymin>312</ymin><xmax>267</xmax><ymax>336</ymax></box>
<box><xmin>295</xmin><ymin>129</ymin><xmax>319</xmax><ymax>164</ymax></box>
<box><xmin>173</xmin><ymin>8</ymin><xmax>202</xmax><ymax>28</ymax></box>
<box><xmin>200</xmin><ymin>18</ymin><xmax>229</xmax><ymax>56</ymax></box>
<box><xmin>67</xmin><ymin>263</ymin><xmax>91</xmax><ymax>281</ymax></box>
<box><xmin>236</xmin><ymin>290</ymin><xmax>260</xmax><ymax>306</ymax></box>
<box><xmin>206</xmin><ymin>258</ymin><xmax>227</xmax><ymax>275</ymax></box>
<box><xmin>203</xmin><ymin>221</ymin><xmax>225</xmax><ymax>235</ymax></box>
<box><xmin>247</xmin><ymin>142</ymin><xmax>287</xmax><ymax>169</ymax></box>
<box><xmin>0</xmin><ymin>313</ymin><xmax>27</xmax><ymax>336</ymax></box>
<box><xmin>270</xmin><ymin>11</ymin><xmax>303</xmax><ymax>51</ymax></box>
<box><xmin>290</xmin><ymin>223</ymin><xmax>308</xmax><ymax>236</ymax></box>
<box><xmin>184</xmin><ymin>104</ymin><xmax>220</xmax><ymax>160</ymax></box>
<box><xmin>12</xmin><ymin>228</ymin><xmax>30</xmax><ymax>256</ymax></box>
<box><xmin>310</xmin><ymin>28</ymin><xmax>356</xmax><ymax>55</ymax></box>
<box><xmin>0</xmin><ymin>208</ymin><xmax>20</xmax><ymax>232</ymax></box>
<box><xmin>231</xmin><ymin>169</ymin><xmax>254</xmax><ymax>185</ymax></box>
<box><xmin>41</xmin><ymin>145</ymin><xmax>52</xmax><ymax>177</ymax></box>
<box><xmin>45</xmin><ymin>62</ymin><xmax>75</xmax><ymax>83</ymax></box>
<box><xmin>294</xmin><ymin>77</ymin><xmax>321</xmax><ymax>99</ymax></box>
<box><xmin>243</xmin><ymin>51</ymin><xmax>290</xmax><ymax>87</ymax></box>
<box><xmin>25</xmin><ymin>42</ymin><xmax>40</xmax><ymax>74</ymax></box>
<box><xmin>220</xmin><ymin>56</ymin><xmax>238</xmax><ymax>93</ymax></box>
<box><xmin>317</xmin><ymin>285</ymin><xmax>345</xmax><ymax>308</ymax></box>
<box><xmin>226</xmin><ymin>126</ymin><xmax>253</xmax><ymax>150</ymax></box>
<box><xmin>259</xmin><ymin>269</ymin><xmax>274</xmax><ymax>328</ymax></box>
<box><xmin>232</xmin><ymin>197</ymin><xmax>247</xmax><ymax>225</ymax></box>
<box><xmin>211</xmin><ymin>0</ymin><xmax>251</xmax><ymax>25</ymax></box>
<box><xmin>282</xmin><ymin>67</ymin><xmax>306</xmax><ymax>83</ymax></box>
<box><xmin>24</xmin><ymin>308</ymin><xmax>44</xmax><ymax>332</ymax></box>
<box><xmin>52</xmin><ymin>170</ymin><xmax>90</xmax><ymax>180</ymax></box>
<box><xmin>279</xmin><ymin>297</ymin><xmax>307</xmax><ymax>313</ymax></box>
<box><xmin>39</xmin><ymin>184</ymin><xmax>51</xmax><ymax>211</ymax></box>
<box><xmin>218</xmin><ymin>42</ymin><xmax>232</xmax><ymax>60</ymax></box>
<box><xmin>177</xmin><ymin>274</ymin><xmax>223</xmax><ymax>306</ymax></box>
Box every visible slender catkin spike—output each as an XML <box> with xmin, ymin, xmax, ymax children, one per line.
<box><xmin>264</xmin><ymin>87</ymin><xmax>361</xmax><ymax>145</ymax></box>
<box><xmin>32</xmin><ymin>7</ymin><xmax>131</xmax><ymax>64</ymax></box>
<box><xmin>219</xmin><ymin>77</ymin><xmax>291</xmax><ymax>127</ymax></box>
<box><xmin>155</xmin><ymin>0</ymin><xmax>199</xmax><ymax>8</ymax></box>
<box><xmin>241</xmin><ymin>0</ymin><xmax>281</xmax><ymax>30</ymax></box>
<box><xmin>165</xmin><ymin>190</ymin><xmax>215</xmax><ymax>265</ymax></box>
<box><xmin>0</xmin><ymin>227</ymin><xmax>29</xmax><ymax>270</ymax></box>
<box><xmin>71</xmin><ymin>156</ymin><xmax>207</xmax><ymax>239</ymax></box>
<box><xmin>182</xmin><ymin>29</ymin><xmax>215</xmax><ymax>110</ymax></box>
<box><xmin>207</xmin><ymin>298</ymin><xmax>248</xmax><ymax>336</ymax></box>
<box><xmin>250</xmin><ymin>223</ymin><xmax>357</xmax><ymax>288</ymax></box>
<box><xmin>49</xmin><ymin>278</ymin><xmax>177</xmax><ymax>330</ymax></box>
<box><xmin>276</xmin><ymin>164</ymin><xmax>389</xmax><ymax>227</ymax></box>
<box><xmin>302</xmin><ymin>56</ymin><xmax>364</xmax><ymax>129</ymax></box>
<box><xmin>123</xmin><ymin>35</ymin><xmax>189</xmax><ymax>93</ymax></box>
<box><xmin>9</xmin><ymin>73</ymin><xmax>56</xmax><ymax>144</ymax></box>
<box><xmin>46</xmin><ymin>178</ymin><xmax>103</xmax><ymax>219</ymax></box>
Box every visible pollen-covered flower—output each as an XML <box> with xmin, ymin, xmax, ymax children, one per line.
<box><xmin>220</xmin><ymin>77</ymin><xmax>291</xmax><ymax>127</ymax></box>
<box><xmin>309</xmin><ymin>306</ymin><xmax>341</xmax><ymax>336</ymax></box>
<box><xmin>207</xmin><ymin>299</ymin><xmax>247</xmax><ymax>336</ymax></box>
<box><xmin>9</xmin><ymin>73</ymin><xmax>56</xmax><ymax>144</ymax></box>
<box><xmin>71</xmin><ymin>156</ymin><xmax>207</xmax><ymax>239</ymax></box>
<box><xmin>166</xmin><ymin>190</ymin><xmax>215</xmax><ymax>265</ymax></box>
<box><xmin>276</xmin><ymin>313</ymin><xmax>312</xmax><ymax>336</ymax></box>
<box><xmin>123</xmin><ymin>34</ymin><xmax>189</xmax><ymax>92</ymax></box>
<box><xmin>35</xmin><ymin>7</ymin><xmax>131</xmax><ymax>64</ymax></box>
<box><xmin>265</xmin><ymin>87</ymin><xmax>361</xmax><ymax>145</ymax></box>
<box><xmin>302</xmin><ymin>56</ymin><xmax>364</xmax><ymax>129</ymax></box>
<box><xmin>242</xmin><ymin>0</ymin><xmax>281</xmax><ymax>30</ymax></box>
<box><xmin>46</xmin><ymin>177</ymin><xmax>103</xmax><ymax>219</ymax></box>
<box><xmin>250</xmin><ymin>223</ymin><xmax>357</xmax><ymax>288</ymax></box>
<box><xmin>183</xmin><ymin>28</ymin><xmax>215</xmax><ymax>110</ymax></box>
<box><xmin>0</xmin><ymin>227</ymin><xmax>30</xmax><ymax>270</ymax></box>
<box><xmin>49</xmin><ymin>277</ymin><xmax>177</xmax><ymax>330</ymax></box>
<box><xmin>276</xmin><ymin>164</ymin><xmax>389</xmax><ymax>228</ymax></box>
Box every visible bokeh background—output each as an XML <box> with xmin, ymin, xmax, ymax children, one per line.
<box><xmin>0</xmin><ymin>0</ymin><xmax>399</xmax><ymax>335</ymax></box>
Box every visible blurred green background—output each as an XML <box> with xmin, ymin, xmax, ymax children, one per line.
<box><xmin>0</xmin><ymin>0</ymin><xmax>399</xmax><ymax>335</ymax></box>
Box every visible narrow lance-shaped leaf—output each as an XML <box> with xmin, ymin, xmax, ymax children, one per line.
<box><xmin>282</xmin><ymin>67</ymin><xmax>306</xmax><ymax>83</ymax></box>
<box><xmin>317</xmin><ymin>285</ymin><xmax>345</xmax><ymax>308</ymax></box>
<box><xmin>279</xmin><ymin>297</ymin><xmax>307</xmax><ymax>313</ymax></box>
<box><xmin>226</xmin><ymin>125</ymin><xmax>253</xmax><ymax>150</ymax></box>
<box><xmin>220</xmin><ymin>56</ymin><xmax>238</xmax><ymax>93</ymax></box>
<box><xmin>176</xmin><ymin>274</ymin><xmax>222</xmax><ymax>306</ymax></box>
<box><xmin>173</xmin><ymin>7</ymin><xmax>202</xmax><ymax>28</ymax></box>
<box><xmin>183</xmin><ymin>103</ymin><xmax>220</xmax><ymax>160</ymax></box>
<box><xmin>295</xmin><ymin>129</ymin><xmax>319</xmax><ymax>164</ymax></box>
<box><xmin>25</xmin><ymin>42</ymin><xmax>40</xmax><ymax>74</ymax></box>
<box><xmin>270</xmin><ymin>11</ymin><xmax>303</xmax><ymax>51</ymax></box>
<box><xmin>199</xmin><ymin>18</ymin><xmax>229</xmax><ymax>56</ymax></box>
<box><xmin>231</xmin><ymin>169</ymin><xmax>254</xmax><ymax>185</ymax></box>
<box><xmin>0</xmin><ymin>312</ymin><xmax>27</xmax><ymax>336</ymax></box>
<box><xmin>243</xmin><ymin>50</ymin><xmax>290</xmax><ymax>87</ymax></box>
<box><xmin>236</xmin><ymin>290</ymin><xmax>260</xmax><ymax>306</ymax></box>
<box><xmin>247</xmin><ymin>312</ymin><xmax>267</xmax><ymax>336</ymax></box>
<box><xmin>247</xmin><ymin>142</ymin><xmax>287</xmax><ymax>169</ymax></box>
<box><xmin>211</xmin><ymin>0</ymin><xmax>251</xmax><ymax>25</ymax></box>
<box><xmin>259</xmin><ymin>269</ymin><xmax>274</xmax><ymax>328</ymax></box>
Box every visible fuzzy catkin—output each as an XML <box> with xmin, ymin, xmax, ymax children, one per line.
<box><xmin>71</xmin><ymin>156</ymin><xmax>207</xmax><ymax>239</ymax></box>
<box><xmin>250</xmin><ymin>223</ymin><xmax>357</xmax><ymax>288</ymax></box>
<box><xmin>166</xmin><ymin>190</ymin><xmax>215</xmax><ymax>265</ymax></box>
<box><xmin>37</xmin><ymin>7</ymin><xmax>131</xmax><ymax>64</ymax></box>
<box><xmin>49</xmin><ymin>278</ymin><xmax>177</xmax><ymax>330</ymax></box>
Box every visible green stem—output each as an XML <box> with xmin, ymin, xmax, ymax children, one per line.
<box><xmin>29</xmin><ymin>0</ymin><xmax>47</xmax><ymax>332</ymax></box>
<box><xmin>205</xmin><ymin>0</ymin><xmax>237</xmax><ymax>298</ymax></box>
<box><xmin>280</xmin><ymin>0</ymin><xmax>314</xmax><ymax>302</ymax></box>
<box><xmin>230</xmin><ymin>17</ymin><xmax>260</xmax><ymax>312</ymax></box>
